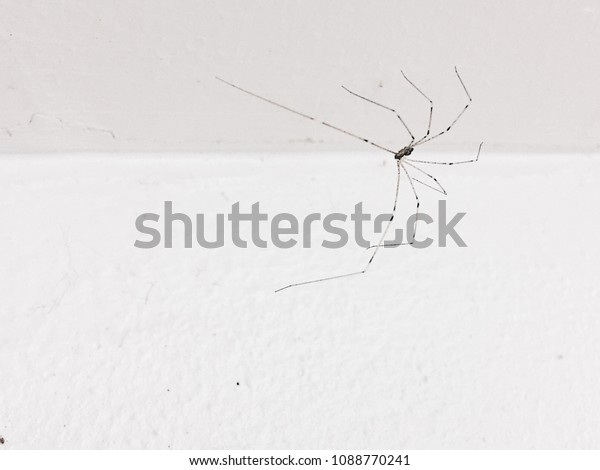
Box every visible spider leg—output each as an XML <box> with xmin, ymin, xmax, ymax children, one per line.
<box><xmin>414</xmin><ymin>67</ymin><xmax>472</xmax><ymax>147</ymax></box>
<box><xmin>400</xmin><ymin>71</ymin><xmax>434</xmax><ymax>145</ymax></box>
<box><xmin>407</xmin><ymin>142</ymin><xmax>483</xmax><ymax>166</ymax></box>
<box><xmin>402</xmin><ymin>161</ymin><xmax>447</xmax><ymax>195</ymax></box>
<box><xmin>275</xmin><ymin>160</ymin><xmax>403</xmax><ymax>292</ymax></box>
<box><xmin>341</xmin><ymin>85</ymin><xmax>415</xmax><ymax>143</ymax></box>
<box><xmin>216</xmin><ymin>77</ymin><xmax>395</xmax><ymax>154</ymax></box>
<box><xmin>367</xmin><ymin>163</ymin><xmax>421</xmax><ymax>249</ymax></box>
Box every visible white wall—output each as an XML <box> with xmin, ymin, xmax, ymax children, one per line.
<box><xmin>1</xmin><ymin>0</ymin><xmax>599</xmax><ymax>153</ymax></box>
<box><xmin>2</xmin><ymin>1</ymin><xmax>600</xmax><ymax>450</ymax></box>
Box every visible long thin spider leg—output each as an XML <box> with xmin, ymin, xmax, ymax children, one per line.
<box><xmin>402</xmin><ymin>161</ymin><xmax>447</xmax><ymax>195</ymax></box>
<box><xmin>414</xmin><ymin>66</ymin><xmax>472</xmax><ymax>147</ymax></box>
<box><xmin>367</xmin><ymin>163</ymin><xmax>420</xmax><ymax>249</ymax></box>
<box><xmin>407</xmin><ymin>142</ymin><xmax>483</xmax><ymax>166</ymax></box>
<box><xmin>341</xmin><ymin>85</ymin><xmax>415</xmax><ymax>143</ymax></box>
<box><xmin>400</xmin><ymin>164</ymin><xmax>420</xmax><ymax>245</ymax></box>
<box><xmin>216</xmin><ymin>77</ymin><xmax>395</xmax><ymax>154</ymax></box>
<box><xmin>275</xmin><ymin>160</ymin><xmax>402</xmax><ymax>293</ymax></box>
<box><xmin>412</xmin><ymin>177</ymin><xmax>446</xmax><ymax>194</ymax></box>
<box><xmin>274</xmin><ymin>269</ymin><xmax>370</xmax><ymax>293</ymax></box>
<box><xmin>363</xmin><ymin>159</ymin><xmax>403</xmax><ymax>259</ymax></box>
<box><xmin>400</xmin><ymin>71</ymin><xmax>434</xmax><ymax>145</ymax></box>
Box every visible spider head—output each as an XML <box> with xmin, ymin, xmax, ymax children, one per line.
<box><xmin>394</xmin><ymin>146</ymin><xmax>413</xmax><ymax>160</ymax></box>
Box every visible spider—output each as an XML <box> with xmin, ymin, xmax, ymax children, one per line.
<box><xmin>216</xmin><ymin>68</ymin><xmax>483</xmax><ymax>292</ymax></box>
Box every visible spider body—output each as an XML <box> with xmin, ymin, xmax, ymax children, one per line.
<box><xmin>395</xmin><ymin>146</ymin><xmax>414</xmax><ymax>160</ymax></box>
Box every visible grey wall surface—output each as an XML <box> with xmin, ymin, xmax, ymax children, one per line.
<box><xmin>1</xmin><ymin>0</ymin><xmax>598</xmax><ymax>153</ymax></box>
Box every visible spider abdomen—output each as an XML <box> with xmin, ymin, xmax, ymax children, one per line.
<box><xmin>395</xmin><ymin>146</ymin><xmax>414</xmax><ymax>160</ymax></box>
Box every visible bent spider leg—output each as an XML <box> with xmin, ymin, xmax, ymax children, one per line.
<box><xmin>400</xmin><ymin>70</ymin><xmax>434</xmax><ymax>145</ymax></box>
<box><xmin>402</xmin><ymin>161</ymin><xmax>447</xmax><ymax>195</ymax></box>
<box><xmin>341</xmin><ymin>85</ymin><xmax>415</xmax><ymax>143</ymax></box>
<box><xmin>275</xmin><ymin>160</ymin><xmax>403</xmax><ymax>292</ymax></box>
<box><xmin>414</xmin><ymin>66</ymin><xmax>472</xmax><ymax>147</ymax></box>
<box><xmin>407</xmin><ymin>141</ymin><xmax>483</xmax><ymax>166</ymax></box>
<box><xmin>367</xmin><ymin>163</ymin><xmax>421</xmax><ymax>249</ymax></box>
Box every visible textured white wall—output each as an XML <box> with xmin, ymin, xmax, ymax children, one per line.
<box><xmin>2</xmin><ymin>152</ymin><xmax>599</xmax><ymax>449</ymax></box>
<box><xmin>2</xmin><ymin>1</ymin><xmax>600</xmax><ymax>451</ymax></box>
<box><xmin>1</xmin><ymin>0</ymin><xmax>599</xmax><ymax>153</ymax></box>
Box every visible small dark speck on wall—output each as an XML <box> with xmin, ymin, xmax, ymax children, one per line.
<box><xmin>0</xmin><ymin>436</ymin><xmax>5</xmax><ymax>444</ymax></box>
<box><xmin>236</xmin><ymin>382</ymin><xmax>240</xmax><ymax>386</ymax></box>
